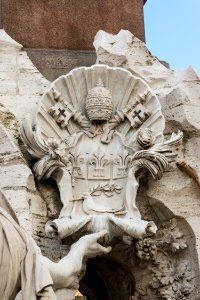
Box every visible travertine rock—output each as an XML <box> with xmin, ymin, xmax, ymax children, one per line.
<box><xmin>94</xmin><ymin>29</ymin><xmax>167</xmax><ymax>79</ymax></box>
<box><xmin>0</xmin><ymin>122</ymin><xmax>34</xmax><ymax>233</ymax></box>
<box><xmin>94</xmin><ymin>30</ymin><xmax>200</xmax><ymax>133</ymax></box>
<box><xmin>0</xmin><ymin>29</ymin><xmax>49</xmax><ymax>121</ymax></box>
<box><xmin>0</xmin><ymin>30</ymin><xmax>60</xmax><ymax>258</ymax></box>
<box><xmin>94</xmin><ymin>29</ymin><xmax>200</xmax><ymax>298</ymax></box>
<box><xmin>0</xmin><ymin>29</ymin><xmax>52</xmax><ymax>241</ymax></box>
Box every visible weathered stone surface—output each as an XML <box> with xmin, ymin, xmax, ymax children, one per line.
<box><xmin>94</xmin><ymin>30</ymin><xmax>200</xmax><ymax>147</ymax></box>
<box><xmin>0</xmin><ymin>122</ymin><xmax>34</xmax><ymax>233</ymax></box>
<box><xmin>94</xmin><ymin>29</ymin><xmax>165</xmax><ymax>71</ymax></box>
<box><xmin>94</xmin><ymin>30</ymin><xmax>200</xmax><ymax>101</ymax></box>
<box><xmin>3</xmin><ymin>0</ymin><xmax>146</xmax><ymax>49</ymax></box>
<box><xmin>0</xmin><ymin>30</ymin><xmax>54</xmax><ymax>248</ymax></box>
<box><xmin>0</xmin><ymin>29</ymin><xmax>49</xmax><ymax>120</ymax></box>
<box><xmin>94</xmin><ymin>29</ymin><xmax>200</xmax><ymax>297</ymax></box>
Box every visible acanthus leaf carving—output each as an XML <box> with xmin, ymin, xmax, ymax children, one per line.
<box><xmin>134</xmin><ymin>219</ymin><xmax>194</xmax><ymax>300</ymax></box>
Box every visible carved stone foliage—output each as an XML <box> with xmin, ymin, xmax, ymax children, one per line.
<box><xmin>133</xmin><ymin>219</ymin><xmax>194</xmax><ymax>300</ymax></box>
<box><xmin>80</xmin><ymin>216</ymin><xmax>194</xmax><ymax>300</ymax></box>
<box><xmin>21</xmin><ymin>65</ymin><xmax>182</xmax><ymax>242</ymax></box>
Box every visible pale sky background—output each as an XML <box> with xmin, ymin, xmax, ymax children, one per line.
<box><xmin>144</xmin><ymin>0</ymin><xmax>200</xmax><ymax>73</ymax></box>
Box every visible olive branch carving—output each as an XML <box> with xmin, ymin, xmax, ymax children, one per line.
<box><xmin>89</xmin><ymin>182</ymin><xmax>122</xmax><ymax>197</ymax></box>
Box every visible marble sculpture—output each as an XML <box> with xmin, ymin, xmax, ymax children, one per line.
<box><xmin>21</xmin><ymin>65</ymin><xmax>182</xmax><ymax>241</ymax></box>
<box><xmin>0</xmin><ymin>191</ymin><xmax>111</xmax><ymax>299</ymax></box>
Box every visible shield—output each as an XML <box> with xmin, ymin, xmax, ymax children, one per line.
<box><xmin>21</xmin><ymin>65</ymin><xmax>182</xmax><ymax>240</ymax></box>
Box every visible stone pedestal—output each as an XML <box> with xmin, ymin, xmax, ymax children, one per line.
<box><xmin>2</xmin><ymin>0</ymin><xmax>147</xmax><ymax>80</ymax></box>
<box><xmin>3</xmin><ymin>0</ymin><xmax>146</xmax><ymax>49</ymax></box>
<box><xmin>27</xmin><ymin>49</ymin><xmax>96</xmax><ymax>82</ymax></box>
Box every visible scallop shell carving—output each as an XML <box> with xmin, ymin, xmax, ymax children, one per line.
<box><xmin>22</xmin><ymin>64</ymin><xmax>165</xmax><ymax>156</ymax></box>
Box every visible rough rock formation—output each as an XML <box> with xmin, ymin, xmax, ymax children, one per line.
<box><xmin>94</xmin><ymin>29</ymin><xmax>200</xmax><ymax>298</ymax></box>
<box><xmin>0</xmin><ymin>29</ymin><xmax>49</xmax><ymax>120</ymax></box>
<box><xmin>0</xmin><ymin>29</ymin><xmax>50</xmax><ymax>234</ymax></box>
<box><xmin>94</xmin><ymin>30</ymin><xmax>200</xmax><ymax>134</ymax></box>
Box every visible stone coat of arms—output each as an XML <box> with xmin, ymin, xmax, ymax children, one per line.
<box><xmin>21</xmin><ymin>65</ymin><xmax>182</xmax><ymax>241</ymax></box>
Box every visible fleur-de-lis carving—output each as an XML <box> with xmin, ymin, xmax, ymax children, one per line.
<box><xmin>68</xmin><ymin>151</ymin><xmax>85</xmax><ymax>178</ymax></box>
<box><xmin>114</xmin><ymin>149</ymin><xmax>132</xmax><ymax>177</ymax></box>
<box><xmin>89</xmin><ymin>149</ymin><xmax>109</xmax><ymax>178</ymax></box>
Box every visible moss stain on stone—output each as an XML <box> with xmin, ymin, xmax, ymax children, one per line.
<box><xmin>0</xmin><ymin>110</ymin><xmax>16</xmax><ymax>128</ymax></box>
